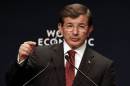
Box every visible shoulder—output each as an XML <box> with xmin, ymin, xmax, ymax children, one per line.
<box><xmin>88</xmin><ymin>48</ymin><xmax>114</xmax><ymax>68</ymax></box>
<box><xmin>30</xmin><ymin>44</ymin><xmax>62</xmax><ymax>63</ymax></box>
<box><xmin>32</xmin><ymin>44</ymin><xmax>59</xmax><ymax>58</ymax></box>
<box><xmin>35</xmin><ymin>43</ymin><xmax>62</xmax><ymax>51</ymax></box>
<box><xmin>34</xmin><ymin>43</ymin><xmax>63</xmax><ymax>54</ymax></box>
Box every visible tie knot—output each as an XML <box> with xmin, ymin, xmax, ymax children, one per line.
<box><xmin>67</xmin><ymin>50</ymin><xmax>76</xmax><ymax>59</ymax></box>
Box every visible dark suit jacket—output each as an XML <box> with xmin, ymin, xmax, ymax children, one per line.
<box><xmin>6</xmin><ymin>43</ymin><xmax>116</xmax><ymax>86</ymax></box>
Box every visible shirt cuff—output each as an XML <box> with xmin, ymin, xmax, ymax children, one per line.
<box><xmin>17</xmin><ymin>54</ymin><xmax>26</xmax><ymax>65</ymax></box>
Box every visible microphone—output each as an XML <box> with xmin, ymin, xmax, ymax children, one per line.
<box><xmin>65</xmin><ymin>55</ymin><xmax>98</xmax><ymax>86</ymax></box>
<box><xmin>22</xmin><ymin>62</ymin><xmax>50</xmax><ymax>86</ymax></box>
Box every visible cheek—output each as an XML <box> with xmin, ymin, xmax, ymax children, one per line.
<box><xmin>84</xmin><ymin>30</ymin><xmax>91</xmax><ymax>37</ymax></box>
<box><xmin>62</xmin><ymin>30</ymin><xmax>70</xmax><ymax>38</ymax></box>
<box><xmin>80</xmin><ymin>32</ymin><xmax>88</xmax><ymax>38</ymax></box>
<box><xmin>63</xmin><ymin>29</ymin><xmax>71</xmax><ymax>35</ymax></box>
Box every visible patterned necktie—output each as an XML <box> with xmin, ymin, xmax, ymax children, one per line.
<box><xmin>65</xmin><ymin>50</ymin><xmax>76</xmax><ymax>86</ymax></box>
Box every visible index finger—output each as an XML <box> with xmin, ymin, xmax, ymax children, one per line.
<box><xmin>24</xmin><ymin>41</ymin><xmax>36</xmax><ymax>46</ymax></box>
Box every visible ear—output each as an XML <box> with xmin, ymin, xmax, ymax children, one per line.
<box><xmin>87</xmin><ymin>25</ymin><xmax>94</xmax><ymax>38</ymax></box>
<box><xmin>58</xmin><ymin>23</ymin><xmax>63</xmax><ymax>35</ymax></box>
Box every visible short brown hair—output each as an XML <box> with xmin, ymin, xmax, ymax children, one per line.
<box><xmin>58</xmin><ymin>3</ymin><xmax>93</xmax><ymax>26</ymax></box>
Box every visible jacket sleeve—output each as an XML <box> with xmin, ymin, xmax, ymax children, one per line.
<box><xmin>5</xmin><ymin>58</ymin><xmax>38</xmax><ymax>86</ymax></box>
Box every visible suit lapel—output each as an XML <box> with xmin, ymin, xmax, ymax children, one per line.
<box><xmin>50</xmin><ymin>44</ymin><xmax>95</xmax><ymax>86</ymax></box>
<box><xmin>51</xmin><ymin>43</ymin><xmax>66</xmax><ymax>86</ymax></box>
<box><xmin>73</xmin><ymin>47</ymin><xmax>95</xmax><ymax>86</ymax></box>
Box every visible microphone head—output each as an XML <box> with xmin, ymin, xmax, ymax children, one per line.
<box><xmin>65</xmin><ymin>55</ymin><xmax>69</xmax><ymax>61</ymax></box>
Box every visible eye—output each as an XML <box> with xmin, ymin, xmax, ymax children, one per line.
<box><xmin>66</xmin><ymin>25</ymin><xmax>73</xmax><ymax>28</ymax></box>
<box><xmin>79</xmin><ymin>25</ymin><xmax>86</xmax><ymax>29</ymax></box>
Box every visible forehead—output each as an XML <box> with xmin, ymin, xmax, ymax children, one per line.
<box><xmin>63</xmin><ymin>15</ymin><xmax>88</xmax><ymax>24</ymax></box>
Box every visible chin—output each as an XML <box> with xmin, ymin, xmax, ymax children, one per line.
<box><xmin>70</xmin><ymin>43</ymin><xmax>81</xmax><ymax>49</ymax></box>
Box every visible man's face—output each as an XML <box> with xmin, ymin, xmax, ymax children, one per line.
<box><xmin>59</xmin><ymin>15</ymin><xmax>93</xmax><ymax>49</ymax></box>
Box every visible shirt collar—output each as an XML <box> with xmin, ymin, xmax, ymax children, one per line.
<box><xmin>63</xmin><ymin>40</ymin><xmax>87</xmax><ymax>55</ymax></box>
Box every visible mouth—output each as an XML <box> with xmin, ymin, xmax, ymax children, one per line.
<box><xmin>71</xmin><ymin>38</ymin><xmax>79</xmax><ymax>42</ymax></box>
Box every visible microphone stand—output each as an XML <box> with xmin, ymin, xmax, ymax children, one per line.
<box><xmin>23</xmin><ymin>62</ymin><xmax>50</xmax><ymax>86</ymax></box>
<box><xmin>65</xmin><ymin>55</ymin><xmax>98</xmax><ymax>86</ymax></box>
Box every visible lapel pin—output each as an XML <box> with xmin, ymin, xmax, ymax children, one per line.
<box><xmin>88</xmin><ymin>60</ymin><xmax>91</xmax><ymax>64</ymax></box>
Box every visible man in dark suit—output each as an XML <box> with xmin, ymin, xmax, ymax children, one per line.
<box><xmin>6</xmin><ymin>3</ymin><xmax>116</xmax><ymax>86</ymax></box>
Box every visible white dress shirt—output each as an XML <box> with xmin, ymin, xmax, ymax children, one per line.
<box><xmin>63</xmin><ymin>40</ymin><xmax>87</xmax><ymax>75</ymax></box>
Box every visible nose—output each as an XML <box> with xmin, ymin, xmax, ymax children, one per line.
<box><xmin>72</xmin><ymin>27</ymin><xmax>78</xmax><ymax>35</ymax></box>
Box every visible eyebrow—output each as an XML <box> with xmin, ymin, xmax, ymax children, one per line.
<box><xmin>65</xmin><ymin>23</ymin><xmax>87</xmax><ymax>25</ymax></box>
